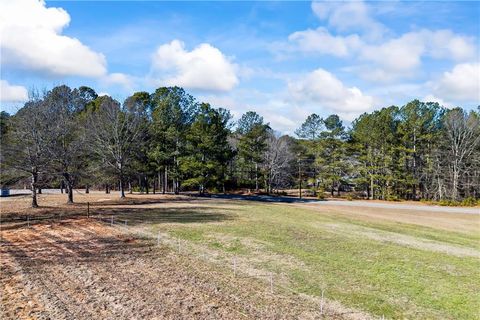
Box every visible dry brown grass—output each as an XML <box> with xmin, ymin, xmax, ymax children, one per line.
<box><xmin>295</xmin><ymin>202</ymin><xmax>480</xmax><ymax>234</ymax></box>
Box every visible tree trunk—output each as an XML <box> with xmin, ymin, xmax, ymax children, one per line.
<box><xmin>65</xmin><ymin>179</ymin><xmax>74</xmax><ymax>204</ymax></box>
<box><xmin>164</xmin><ymin>167</ymin><xmax>168</xmax><ymax>194</ymax></box>
<box><xmin>86</xmin><ymin>185</ymin><xmax>90</xmax><ymax>194</ymax></box>
<box><xmin>452</xmin><ymin>161</ymin><xmax>459</xmax><ymax>201</ymax></box>
<box><xmin>37</xmin><ymin>188</ymin><xmax>42</xmax><ymax>194</ymax></box>
<box><xmin>145</xmin><ymin>176</ymin><xmax>149</xmax><ymax>194</ymax></box>
<box><xmin>120</xmin><ymin>178</ymin><xmax>125</xmax><ymax>198</ymax></box>
<box><xmin>31</xmin><ymin>172</ymin><xmax>38</xmax><ymax>208</ymax></box>
<box><xmin>67</xmin><ymin>186</ymin><xmax>74</xmax><ymax>203</ymax></box>
<box><xmin>370</xmin><ymin>175</ymin><xmax>374</xmax><ymax>200</ymax></box>
<box><xmin>64</xmin><ymin>174</ymin><xmax>74</xmax><ymax>204</ymax></box>
<box><xmin>106</xmin><ymin>184</ymin><xmax>110</xmax><ymax>194</ymax></box>
<box><xmin>157</xmin><ymin>171</ymin><xmax>165</xmax><ymax>193</ymax></box>
<box><xmin>128</xmin><ymin>180</ymin><xmax>132</xmax><ymax>194</ymax></box>
<box><xmin>255</xmin><ymin>163</ymin><xmax>259</xmax><ymax>192</ymax></box>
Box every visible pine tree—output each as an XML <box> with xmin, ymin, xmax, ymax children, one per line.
<box><xmin>181</xmin><ymin>103</ymin><xmax>234</xmax><ymax>194</ymax></box>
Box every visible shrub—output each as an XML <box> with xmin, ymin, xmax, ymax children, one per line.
<box><xmin>316</xmin><ymin>187</ymin><xmax>325</xmax><ymax>200</ymax></box>
<box><xmin>386</xmin><ymin>195</ymin><xmax>400</xmax><ymax>202</ymax></box>
<box><xmin>460</xmin><ymin>197</ymin><xmax>479</xmax><ymax>207</ymax></box>
<box><xmin>438</xmin><ymin>199</ymin><xmax>459</xmax><ymax>206</ymax></box>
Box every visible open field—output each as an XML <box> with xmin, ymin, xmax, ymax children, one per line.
<box><xmin>1</xmin><ymin>192</ymin><xmax>479</xmax><ymax>319</ymax></box>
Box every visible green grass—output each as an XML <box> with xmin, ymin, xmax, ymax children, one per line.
<box><xmin>142</xmin><ymin>201</ymin><xmax>480</xmax><ymax>319</ymax></box>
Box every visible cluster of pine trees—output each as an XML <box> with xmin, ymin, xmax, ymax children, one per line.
<box><xmin>296</xmin><ymin>102</ymin><xmax>480</xmax><ymax>202</ymax></box>
<box><xmin>1</xmin><ymin>85</ymin><xmax>479</xmax><ymax>207</ymax></box>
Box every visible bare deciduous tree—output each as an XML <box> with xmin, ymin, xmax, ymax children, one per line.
<box><xmin>2</xmin><ymin>99</ymin><xmax>51</xmax><ymax>207</ymax></box>
<box><xmin>88</xmin><ymin>97</ymin><xmax>145</xmax><ymax>198</ymax></box>
<box><xmin>442</xmin><ymin>109</ymin><xmax>480</xmax><ymax>200</ymax></box>
<box><xmin>45</xmin><ymin>85</ymin><xmax>86</xmax><ymax>204</ymax></box>
<box><xmin>263</xmin><ymin>132</ymin><xmax>294</xmax><ymax>193</ymax></box>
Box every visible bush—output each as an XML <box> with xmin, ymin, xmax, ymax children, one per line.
<box><xmin>386</xmin><ymin>195</ymin><xmax>400</xmax><ymax>202</ymax></box>
<box><xmin>438</xmin><ymin>199</ymin><xmax>458</xmax><ymax>206</ymax></box>
<box><xmin>460</xmin><ymin>197</ymin><xmax>479</xmax><ymax>207</ymax></box>
<box><xmin>346</xmin><ymin>194</ymin><xmax>353</xmax><ymax>201</ymax></box>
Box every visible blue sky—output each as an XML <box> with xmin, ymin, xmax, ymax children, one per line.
<box><xmin>1</xmin><ymin>0</ymin><xmax>479</xmax><ymax>132</ymax></box>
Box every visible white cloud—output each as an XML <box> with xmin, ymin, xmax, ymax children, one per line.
<box><xmin>0</xmin><ymin>0</ymin><xmax>107</xmax><ymax>77</ymax></box>
<box><xmin>288</xmin><ymin>68</ymin><xmax>375</xmax><ymax>119</ymax></box>
<box><xmin>432</xmin><ymin>63</ymin><xmax>480</xmax><ymax>103</ymax></box>
<box><xmin>288</xmin><ymin>2</ymin><xmax>477</xmax><ymax>84</ymax></box>
<box><xmin>288</xmin><ymin>27</ymin><xmax>362</xmax><ymax>57</ymax></box>
<box><xmin>426</xmin><ymin>30</ymin><xmax>476</xmax><ymax>61</ymax></box>
<box><xmin>151</xmin><ymin>40</ymin><xmax>239</xmax><ymax>91</ymax></box>
<box><xmin>0</xmin><ymin>80</ymin><xmax>28</xmax><ymax>102</ymax></box>
<box><xmin>102</xmin><ymin>73</ymin><xmax>134</xmax><ymax>90</ymax></box>
<box><xmin>311</xmin><ymin>1</ymin><xmax>387</xmax><ymax>40</ymax></box>
<box><xmin>360</xmin><ymin>30</ymin><xmax>476</xmax><ymax>81</ymax></box>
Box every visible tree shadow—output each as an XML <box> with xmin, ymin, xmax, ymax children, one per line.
<box><xmin>209</xmin><ymin>193</ymin><xmax>323</xmax><ymax>203</ymax></box>
<box><xmin>86</xmin><ymin>195</ymin><xmax>212</xmax><ymax>207</ymax></box>
<box><xmin>92</xmin><ymin>206</ymin><xmax>234</xmax><ymax>225</ymax></box>
<box><xmin>1</xmin><ymin>222</ymin><xmax>154</xmax><ymax>267</ymax></box>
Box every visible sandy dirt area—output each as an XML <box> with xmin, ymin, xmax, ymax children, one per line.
<box><xmin>1</xmin><ymin>193</ymin><xmax>354</xmax><ymax>320</ymax></box>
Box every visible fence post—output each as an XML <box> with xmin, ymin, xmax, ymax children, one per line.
<box><xmin>233</xmin><ymin>257</ymin><xmax>237</xmax><ymax>277</ymax></box>
<box><xmin>87</xmin><ymin>202</ymin><xmax>90</xmax><ymax>218</ymax></box>
<box><xmin>269</xmin><ymin>272</ymin><xmax>273</xmax><ymax>293</ymax></box>
<box><xmin>27</xmin><ymin>215</ymin><xmax>30</xmax><ymax>228</ymax></box>
<box><xmin>320</xmin><ymin>289</ymin><xmax>324</xmax><ymax>315</ymax></box>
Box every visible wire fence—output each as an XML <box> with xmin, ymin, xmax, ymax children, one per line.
<box><xmin>5</xmin><ymin>202</ymin><xmax>383</xmax><ymax>320</ymax></box>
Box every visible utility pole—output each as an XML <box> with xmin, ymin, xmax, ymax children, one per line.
<box><xmin>298</xmin><ymin>156</ymin><xmax>302</xmax><ymax>199</ymax></box>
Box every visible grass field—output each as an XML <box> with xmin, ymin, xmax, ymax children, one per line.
<box><xmin>128</xmin><ymin>198</ymin><xmax>480</xmax><ymax>319</ymax></box>
<box><xmin>1</xmin><ymin>192</ymin><xmax>479</xmax><ymax>319</ymax></box>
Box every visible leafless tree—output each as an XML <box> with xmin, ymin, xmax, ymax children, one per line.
<box><xmin>263</xmin><ymin>132</ymin><xmax>294</xmax><ymax>193</ymax></box>
<box><xmin>88</xmin><ymin>97</ymin><xmax>145</xmax><ymax>198</ymax></box>
<box><xmin>442</xmin><ymin>109</ymin><xmax>480</xmax><ymax>200</ymax></box>
<box><xmin>1</xmin><ymin>99</ymin><xmax>51</xmax><ymax>207</ymax></box>
<box><xmin>44</xmin><ymin>85</ymin><xmax>86</xmax><ymax>204</ymax></box>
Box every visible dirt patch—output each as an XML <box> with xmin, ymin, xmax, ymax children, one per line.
<box><xmin>295</xmin><ymin>203</ymin><xmax>480</xmax><ymax>235</ymax></box>
<box><xmin>1</xmin><ymin>217</ymin><xmax>369</xmax><ymax>319</ymax></box>
<box><xmin>319</xmin><ymin>223</ymin><xmax>480</xmax><ymax>258</ymax></box>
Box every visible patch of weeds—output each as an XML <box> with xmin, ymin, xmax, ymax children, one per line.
<box><xmin>170</xmin><ymin>228</ymin><xmax>205</xmax><ymax>242</ymax></box>
<box><xmin>208</xmin><ymin>238</ymin><xmax>248</xmax><ymax>254</ymax></box>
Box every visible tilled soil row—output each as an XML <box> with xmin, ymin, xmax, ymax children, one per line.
<box><xmin>0</xmin><ymin>219</ymin><xmax>339</xmax><ymax>320</ymax></box>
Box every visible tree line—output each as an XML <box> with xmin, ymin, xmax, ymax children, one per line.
<box><xmin>0</xmin><ymin>85</ymin><xmax>479</xmax><ymax>207</ymax></box>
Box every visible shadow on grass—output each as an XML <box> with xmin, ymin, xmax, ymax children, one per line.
<box><xmin>92</xmin><ymin>206</ymin><xmax>234</xmax><ymax>225</ymax></box>
<box><xmin>78</xmin><ymin>193</ymin><xmax>214</xmax><ymax>207</ymax></box>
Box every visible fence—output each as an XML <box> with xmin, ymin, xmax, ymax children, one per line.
<box><xmin>5</xmin><ymin>202</ymin><xmax>383</xmax><ymax>319</ymax></box>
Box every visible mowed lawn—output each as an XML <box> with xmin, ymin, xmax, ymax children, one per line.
<box><xmin>128</xmin><ymin>199</ymin><xmax>480</xmax><ymax>319</ymax></box>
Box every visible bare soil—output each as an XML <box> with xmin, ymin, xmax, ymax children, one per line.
<box><xmin>1</xmin><ymin>193</ymin><xmax>353</xmax><ymax>320</ymax></box>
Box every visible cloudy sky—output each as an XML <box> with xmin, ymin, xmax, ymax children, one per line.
<box><xmin>1</xmin><ymin>0</ymin><xmax>479</xmax><ymax>132</ymax></box>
